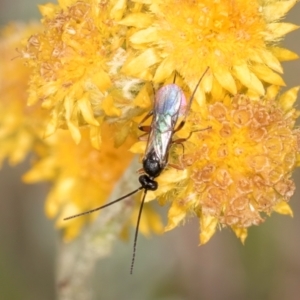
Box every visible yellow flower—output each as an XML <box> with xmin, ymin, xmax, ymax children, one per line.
<box><xmin>0</xmin><ymin>22</ymin><xmax>47</xmax><ymax>166</ymax></box>
<box><xmin>23</xmin><ymin>125</ymin><xmax>163</xmax><ymax>241</ymax></box>
<box><xmin>22</xmin><ymin>0</ymin><xmax>135</xmax><ymax>145</ymax></box>
<box><xmin>136</xmin><ymin>86</ymin><xmax>299</xmax><ymax>244</ymax></box>
<box><xmin>122</xmin><ymin>0</ymin><xmax>299</xmax><ymax>108</ymax></box>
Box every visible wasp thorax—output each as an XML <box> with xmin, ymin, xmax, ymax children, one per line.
<box><xmin>139</xmin><ymin>175</ymin><xmax>158</xmax><ymax>191</ymax></box>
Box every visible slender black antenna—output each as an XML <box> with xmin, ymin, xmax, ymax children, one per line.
<box><xmin>130</xmin><ymin>189</ymin><xmax>148</xmax><ymax>274</ymax></box>
<box><xmin>63</xmin><ymin>187</ymin><xmax>142</xmax><ymax>221</ymax></box>
<box><xmin>186</xmin><ymin>66</ymin><xmax>210</xmax><ymax>114</ymax></box>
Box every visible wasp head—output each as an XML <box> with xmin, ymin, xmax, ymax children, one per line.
<box><xmin>139</xmin><ymin>175</ymin><xmax>158</xmax><ymax>191</ymax></box>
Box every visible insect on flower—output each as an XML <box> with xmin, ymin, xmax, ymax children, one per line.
<box><xmin>64</xmin><ymin>68</ymin><xmax>210</xmax><ymax>273</ymax></box>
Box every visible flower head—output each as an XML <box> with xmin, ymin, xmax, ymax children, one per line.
<box><xmin>22</xmin><ymin>0</ymin><xmax>135</xmax><ymax>144</ymax></box>
<box><xmin>22</xmin><ymin>0</ymin><xmax>299</xmax><ymax>147</ymax></box>
<box><xmin>138</xmin><ymin>86</ymin><xmax>300</xmax><ymax>244</ymax></box>
<box><xmin>122</xmin><ymin>0</ymin><xmax>299</xmax><ymax>107</ymax></box>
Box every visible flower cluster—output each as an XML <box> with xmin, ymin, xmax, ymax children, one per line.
<box><xmin>21</xmin><ymin>0</ymin><xmax>145</xmax><ymax>145</ymax></box>
<box><xmin>0</xmin><ymin>22</ymin><xmax>163</xmax><ymax>241</ymax></box>
<box><xmin>0</xmin><ymin>0</ymin><xmax>299</xmax><ymax>244</ymax></box>
<box><xmin>22</xmin><ymin>0</ymin><xmax>299</xmax><ymax>145</ymax></box>
<box><xmin>122</xmin><ymin>0</ymin><xmax>296</xmax><ymax>96</ymax></box>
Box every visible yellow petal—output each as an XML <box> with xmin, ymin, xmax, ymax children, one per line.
<box><xmin>64</xmin><ymin>96</ymin><xmax>81</xmax><ymax>143</ymax></box>
<box><xmin>194</xmin><ymin>87</ymin><xmax>206</xmax><ymax>111</ymax></box>
<box><xmin>57</xmin><ymin>0</ymin><xmax>74</xmax><ymax>9</ymax></box>
<box><xmin>258</xmin><ymin>50</ymin><xmax>283</xmax><ymax>74</ymax></box>
<box><xmin>22</xmin><ymin>157</ymin><xmax>55</xmax><ymax>182</ymax></box>
<box><xmin>122</xmin><ymin>48</ymin><xmax>160</xmax><ymax>77</ymax></box>
<box><xmin>90</xmin><ymin>124</ymin><xmax>102</xmax><ymax>150</ymax></box>
<box><xmin>110</xmin><ymin>0</ymin><xmax>126</xmax><ymax>20</ymax></box>
<box><xmin>266</xmin><ymin>85</ymin><xmax>281</xmax><ymax>99</ymax></box>
<box><xmin>90</xmin><ymin>69</ymin><xmax>112</xmax><ymax>91</ymax></box>
<box><xmin>119</xmin><ymin>13</ymin><xmax>153</xmax><ymax>28</ymax></box>
<box><xmin>67</xmin><ymin>120</ymin><xmax>81</xmax><ymax>144</ymax></box>
<box><xmin>78</xmin><ymin>96</ymin><xmax>99</xmax><ymax>126</ymax></box>
<box><xmin>56</xmin><ymin>204</ymin><xmax>85</xmax><ymax>241</ymax></box>
<box><xmin>157</xmin><ymin>168</ymin><xmax>188</xmax><ymax>184</ymax></box>
<box><xmin>211</xmin><ymin>77</ymin><xmax>226</xmax><ymax>100</ymax></box>
<box><xmin>199</xmin><ymin>215</ymin><xmax>218</xmax><ymax>245</ymax></box>
<box><xmin>153</xmin><ymin>57</ymin><xmax>175</xmax><ymax>83</ymax></box>
<box><xmin>133</xmin><ymin>83</ymin><xmax>152</xmax><ymax>108</ymax></box>
<box><xmin>44</xmin><ymin>112</ymin><xmax>58</xmax><ymax>138</ymax></box>
<box><xmin>135</xmin><ymin>69</ymin><xmax>154</xmax><ymax>81</ymax></box>
<box><xmin>45</xmin><ymin>191</ymin><xmax>60</xmax><ymax>218</ymax></box>
<box><xmin>113</xmin><ymin>123</ymin><xmax>131</xmax><ymax>147</ymax></box>
<box><xmin>129</xmin><ymin>141</ymin><xmax>146</xmax><ymax>154</ymax></box>
<box><xmin>263</xmin><ymin>0</ymin><xmax>298</xmax><ymax>22</ymax></box>
<box><xmin>38</xmin><ymin>4</ymin><xmax>57</xmax><ymax>18</ymax></box>
<box><xmin>213</xmin><ymin>66</ymin><xmax>237</xmax><ymax>95</ymax></box>
<box><xmin>144</xmin><ymin>190</ymin><xmax>156</xmax><ymax>202</ymax></box>
<box><xmin>232</xmin><ymin>227</ymin><xmax>248</xmax><ymax>245</ymax></box>
<box><xmin>147</xmin><ymin>169</ymin><xmax>188</xmax><ymax>202</ymax></box>
<box><xmin>138</xmin><ymin>206</ymin><xmax>164</xmax><ymax>236</ymax></box>
<box><xmin>165</xmin><ymin>202</ymin><xmax>186</xmax><ymax>231</ymax></box>
<box><xmin>202</xmin><ymin>71</ymin><xmax>213</xmax><ymax>94</ymax></box>
<box><xmin>279</xmin><ymin>86</ymin><xmax>300</xmax><ymax>111</ymax></box>
<box><xmin>64</xmin><ymin>95</ymin><xmax>74</xmax><ymax>121</ymax></box>
<box><xmin>233</xmin><ymin>64</ymin><xmax>264</xmax><ymax>95</ymax></box>
<box><xmin>251</xmin><ymin>64</ymin><xmax>285</xmax><ymax>86</ymax></box>
<box><xmin>270</xmin><ymin>47</ymin><xmax>299</xmax><ymax>61</ymax></box>
<box><xmin>102</xmin><ymin>95</ymin><xmax>121</xmax><ymax>117</ymax></box>
<box><xmin>10</xmin><ymin>130</ymin><xmax>32</xmax><ymax>165</ymax></box>
<box><xmin>27</xmin><ymin>88</ymin><xmax>38</xmax><ymax>106</ymax></box>
<box><xmin>274</xmin><ymin>201</ymin><xmax>293</xmax><ymax>217</ymax></box>
<box><xmin>266</xmin><ymin>23</ymin><xmax>300</xmax><ymax>41</ymax></box>
<box><xmin>130</xmin><ymin>27</ymin><xmax>158</xmax><ymax>44</ymax></box>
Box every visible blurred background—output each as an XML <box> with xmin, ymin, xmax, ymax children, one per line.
<box><xmin>0</xmin><ymin>1</ymin><xmax>300</xmax><ymax>300</ymax></box>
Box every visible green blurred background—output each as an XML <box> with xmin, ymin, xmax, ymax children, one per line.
<box><xmin>0</xmin><ymin>1</ymin><xmax>300</xmax><ymax>299</ymax></box>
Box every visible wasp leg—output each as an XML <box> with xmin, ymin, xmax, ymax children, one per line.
<box><xmin>138</xmin><ymin>132</ymin><xmax>150</xmax><ymax>141</ymax></box>
<box><xmin>173</xmin><ymin>119</ymin><xmax>186</xmax><ymax>133</ymax></box>
<box><xmin>172</xmin><ymin>139</ymin><xmax>186</xmax><ymax>156</ymax></box>
<box><xmin>136</xmin><ymin>168</ymin><xmax>145</xmax><ymax>174</ymax></box>
<box><xmin>168</xmin><ymin>163</ymin><xmax>184</xmax><ymax>170</ymax></box>
<box><xmin>172</xmin><ymin>126</ymin><xmax>212</xmax><ymax>155</ymax></box>
<box><xmin>138</xmin><ymin>113</ymin><xmax>152</xmax><ymax>140</ymax></box>
<box><xmin>174</xmin><ymin>126</ymin><xmax>212</xmax><ymax>142</ymax></box>
<box><xmin>138</xmin><ymin>111</ymin><xmax>153</xmax><ymax>132</ymax></box>
<box><xmin>138</xmin><ymin>125</ymin><xmax>151</xmax><ymax>133</ymax></box>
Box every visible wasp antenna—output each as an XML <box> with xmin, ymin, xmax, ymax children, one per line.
<box><xmin>63</xmin><ymin>187</ymin><xmax>143</xmax><ymax>221</ymax></box>
<box><xmin>187</xmin><ymin>67</ymin><xmax>210</xmax><ymax>113</ymax></box>
<box><xmin>130</xmin><ymin>189</ymin><xmax>148</xmax><ymax>274</ymax></box>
